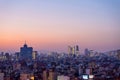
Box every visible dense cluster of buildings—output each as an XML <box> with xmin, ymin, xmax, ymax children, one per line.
<box><xmin>0</xmin><ymin>43</ymin><xmax>120</xmax><ymax>80</ymax></box>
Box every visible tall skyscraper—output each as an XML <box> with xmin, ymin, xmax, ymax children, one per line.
<box><xmin>75</xmin><ymin>45</ymin><xmax>79</xmax><ymax>55</ymax></box>
<box><xmin>20</xmin><ymin>43</ymin><xmax>33</xmax><ymax>60</ymax></box>
<box><xmin>68</xmin><ymin>46</ymin><xmax>73</xmax><ymax>54</ymax></box>
<box><xmin>68</xmin><ymin>45</ymin><xmax>80</xmax><ymax>55</ymax></box>
<box><xmin>32</xmin><ymin>51</ymin><xmax>38</xmax><ymax>60</ymax></box>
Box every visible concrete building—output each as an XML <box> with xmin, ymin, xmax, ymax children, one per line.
<box><xmin>117</xmin><ymin>50</ymin><xmax>120</xmax><ymax>60</ymax></box>
<box><xmin>32</xmin><ymin>51</ymin><xmax>38</xmax><ymax>60</ymax></box>
<box><xmin>57</xmin><ymin>75</ymin><xmax>70</xmax><ymax>80</ymax></box>
<box><xmin>0</xmin><ymin>73</ymin><xmax>4</xmax><ymax>80</ymax></box>
<box><xmin>43</xmin><ymin>70</ymin><xmax>48</xmax><ymax>80</ymax></box>
<box><xmin>48</xmin><ymin>69</ymin><xmax>56</xmax><ymax>80</ymax></box>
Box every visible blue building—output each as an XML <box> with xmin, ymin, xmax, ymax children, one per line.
<box><xmin>20</xmin><ymin>43</ymin><xmax>33</xmax><ymax>60</ymax></box>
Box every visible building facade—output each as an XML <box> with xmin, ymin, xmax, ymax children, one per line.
<box><xmin>20</xmin><ymin>43</ymin><xmax>33</xmax><ymax>60</ymax></box>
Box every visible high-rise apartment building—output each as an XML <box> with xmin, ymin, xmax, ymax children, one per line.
<box><xmin>68</xmin><ymin>45</ymin><xmax>79</xmax><ymax>55</ymax></box>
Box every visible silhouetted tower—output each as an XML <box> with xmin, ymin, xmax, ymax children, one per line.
<box><xmin>20</xmin><ymin>43</ymin><xmax>33</xmax><ymax>60</ymax></box>
<box><xmin>84</xmin><ymin>48</ymin><xmax>90</xmax><ymax>57</ymax></box>
<box><xmin>75</xmin><ymin>45</ymin><xmax>79</xmax><ymax>55</ymax></box>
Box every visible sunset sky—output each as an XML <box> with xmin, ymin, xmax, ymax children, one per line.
<box><xmin>0</xmin><ymin>0</ymin><xmax>120</xmax><ymax>53</ymax></box>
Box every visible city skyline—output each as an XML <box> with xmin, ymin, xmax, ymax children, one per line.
<box><xmin>0</xmin><ymin>0</ymin><xmax>120</xmax><ymax>53</ymax></box>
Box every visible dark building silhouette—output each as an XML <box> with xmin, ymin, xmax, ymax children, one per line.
<box><xmin>20</xmin><ymin>43</ymin><xmax>33</xmax><ymax>60</ymax></box>
<box><xmin>84</xmin><ymin>48</ymin><xmax>90</xmax><ymax>56</ymax></box>
<box><xmin>15</xmin><ymin>52</ymin><xmax>20</xmax><ymax>60</ymax></box>
<box><xmin>76</xmin><ymin>45</ymin><xmax>79</xmax><ymax>51</ymax></box>
<box><xmin>5</xmin><ymin>53</ymin><xmax>10</xmax><ymax>60</ymax></box>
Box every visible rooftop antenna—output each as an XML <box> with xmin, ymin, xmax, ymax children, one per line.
<box><xmin>24</xmin><ymin>40</ymin><xmax>27</xmax><ymax>45</ymax></box>
<box><xmin>24</xmin><ymin>40</ymin><xmax>27</xmax><ymax>47</ymax></box>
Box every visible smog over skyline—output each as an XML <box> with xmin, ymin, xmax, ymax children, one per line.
<box><xmin>0</xmin><ymin>0</ymin><xmax>120</xmax><ymax>53</ymax></box>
